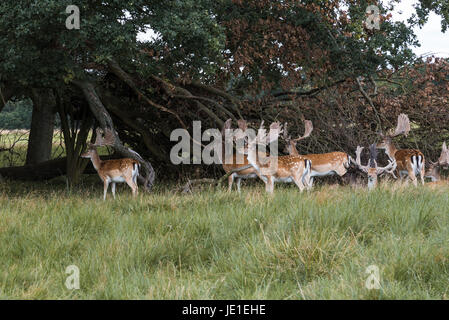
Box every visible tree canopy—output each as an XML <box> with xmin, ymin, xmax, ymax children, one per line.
<box><xmin>0</xmin><ymin>0</ymin><xmax>448</xmax><ymax>185</ymax></box>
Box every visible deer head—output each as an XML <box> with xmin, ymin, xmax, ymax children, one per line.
<box><xmin>353</xmin><ymin>143</ymin><xmax>397</xmax><ymax>189</ymax></box>
<box><xmin>81</xmin><ymin>128</ymin><xmax>116</xmax><ymax>158</ymax></box>
<box><xmin>425</xmin><ymin>142</ymin><xmax>449</xmax><ymax>181</ymax></box>
<box><xmin>377</xmin><ymin>113</ymin><xmax>410</xmax><ymax>151</ymax></box>
<box><xmin>283</xmin><ymin>120</ymin><xmax>313</xmax><ymax>155</ymax></box>
<box><xmin>233</xmin><ymin>120</ymin><xmax>283</xmax><ymax>160</ymax></box>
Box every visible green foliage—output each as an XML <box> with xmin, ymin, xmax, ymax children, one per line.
<box><xmin>139</xmin><ymin>0</ymin><xmax>226</xmax><ymax>80</ymax></box>
<box><xmin>414</xmin><ymin>0</ymin><xmax>449</xmax><ymax>32</ymax></box>
<box><xmin>0</xmin><ymin>99</ymin><xmax>33</xmax><ymax>129</ymax></box>
<box><xmin>0</xmin><ymin>183</ymin><xmax>449</xmax><ymax>299</ymax></box>
<box><xmin>0</xmin><ymin>0</ymin><xmax>226</xmax><ymax>86</ymax></box>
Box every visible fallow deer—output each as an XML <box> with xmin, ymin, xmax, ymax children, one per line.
<box><xmin>376</xmin><ymin>114</ymin><xmax>425</xmax><ymax>186</ymax></box>
<box><xmin>236</xmin><ymin>120</ymin><xmax>311</xmax><ymax>193</ymax></box>
<box><xmin>221</xmin><ymin>119</ymin><xmax>266</xmax><ymax>192</ymax></box>
<box><xmin>425</xmin><ymin>142</ymin><xmax>449</xmax><ymax>186</ymax></box>
<box><xmin>283</xmin><ymin>120</ymin><xmax>351</xmax><ymax>188</ymax></box>
<box><xmin>353</xmin><ymin>144</ymin><xmax>397</xmax><ymax>190</ymax></box>
<box><xmin>81</xmin><ymin>128</ymin><xmax>140</xmax><ymax>200</ymax></box>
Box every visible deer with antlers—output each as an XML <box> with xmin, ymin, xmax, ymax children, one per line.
<box><xmin>235</xmin><ymin>120</ymin><xmax>311</xmax><ymax>193</ymax></box>
<box><xmin>424</xmin><ymin>142</ymin><xmax>449</xmax><ymax>186</ymax></box>
<box><xmin>376</xmin><ymin>114</ymin><xmax>425</xmax><ymax>186</ymax></box>
<box><xmin>353</xmin><ymin>144</ymin><xmax>397</xmax><ymax>189</ymax></box>
<box><xmin>283</xmin><ymin>120</ymin><xmax>351</xmax><ymax>188</ymax></box>
<box><xmin>221</xmin><ymin>119</ymin><xmax>268</xmax><ymax>192</ymax></box>
<box><xmin>81</xmin><ymin>128</ymin><xmax>140</xmax><ymax>200</ymax></box>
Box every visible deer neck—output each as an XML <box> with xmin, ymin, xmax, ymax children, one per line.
<box><xmin>385</xmin><ymin>141</ymin><xmax>398</xmax><ymax>159</ymax></box>
<box><xmin>288</xmin><ymin>141</ymin><xmax>299</xmax><ymax>156</ymax></box>
<box><xmin>89</xmin><ymin>149</ymin><xmax>103</xmax><ymax>171</ymax></box>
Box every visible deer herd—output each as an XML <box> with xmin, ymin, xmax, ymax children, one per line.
<box><xmin>218</xmin><ymin>113</ymin><xmax>449</xmax><ymax>193</ymax></box>
<box><xmin>83</xmin><ymin>114</ymin><xmax>449</xmax><ymax>199</ymax></box>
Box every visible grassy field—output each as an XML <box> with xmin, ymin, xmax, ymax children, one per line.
<box><xmin>0</xmin><ymin>130</ymin><xmax>66</xmax><ymax>167</ymax></box>
<box><xmin>1</xmin><ymin>131</ymin><xmax>449</xmax><ymax>299</ymax></box>
<box><xmin>1</xmin><ymin>179</ymin><xmax>449</xmax><ymax>299</ymax></box>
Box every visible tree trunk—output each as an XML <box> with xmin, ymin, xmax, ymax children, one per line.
<box><xmin>0</xmin><ymin>83</ymin><xmax>16</xmax><ymax>113</ymax></box>
<box><xmin>72</xmin><ymin>80</ymin><xmax>156</xmax><ymax>191</ymax></box>
<box><xmin>26</xmin><ymin>88</ymin><xmax>56</xmax><ymax>165</ymax></box>
<box><xmin>56</xmin><ymin>91</ymin><xmax>93</xmax><ymax>187</ymax></box>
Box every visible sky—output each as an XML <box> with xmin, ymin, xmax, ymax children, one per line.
<box><xmin>138</xmin><ymin>1</ymin><xmax>449</xmax><ymax>58</ymax></box>
<box><xmin>388</xmin><ymin>0</ymin><xmax>449</xmax><ymax>58</ymax></box>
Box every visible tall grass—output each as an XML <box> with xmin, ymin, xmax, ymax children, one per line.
<box><xmin>0</xmin><ymin>180</ymin><xmax>448</xmax><ymax>299</ymax></box>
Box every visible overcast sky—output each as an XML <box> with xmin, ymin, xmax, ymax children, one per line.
<box><xmin>388</xmin><ymin>0</ymin><xmax>449</xmax><ymax>58</ymax></box>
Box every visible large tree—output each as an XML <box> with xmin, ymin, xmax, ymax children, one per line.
<box><xmin>0</xmin><ymin>0</ymin><xmax>447</xmax><ymax>184</ymax></box>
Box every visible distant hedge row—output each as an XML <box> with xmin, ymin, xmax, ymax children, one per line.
<box><xmin>0</xmin><ymin>100</ymin><xmax>33</xmax><ymax>129</ymax></box>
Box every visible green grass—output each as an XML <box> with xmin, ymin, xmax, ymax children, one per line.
<box><xmin>1</xmin><ymin>131</ymin><xmax>448</xmax><ymax>299</ymax></box>
<box><xmin>1</xmin><ymin>180</ymin><xmax>449</xmax><ymax>299</ymax></box>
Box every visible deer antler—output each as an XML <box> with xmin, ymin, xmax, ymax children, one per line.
<box><xmin>438</xmin><ymin>141</ymin><xmax>449</xmax><ymax>165</ymax></box>
<box><xmin>283</xmin><ymin>122</ymin><xmax>289</xmax><ymax>140</ymax></box>
<box><xmin>264</xmin><ymin>121</ymin><xmax>283</xmax><ymax>145</ymax></box>
<box><xmin>222</xmin><ymin>119</ymin><xmax>232</xmax><ymax>135</ymax></box>
<box><xmin>388</xmin><ymin>113</ymin><xmax>410</xmax><ymax>137</ymax></box>
<box><xmin>92</xmin><ymin>128</ymin><xmax>116</xmax><ymax>147</ymax></box>
<box><xmin>353</xmin><ymin>146</ymin><xmax>369</xmax><ymax>173</ymax></box>
<box><xmin>232</xmin><ymin>119</ymin><xmax>247</xmax><ymax>143</ymax></box>
<box><xmin>292</xmin><ymin>120</ymin><xmax>313</xmax><ymax>142</ymax></box>
<box><xmin>376</xmin><ymin>158</ymin><xmax>397</xmax><ymax>177</ymax></box>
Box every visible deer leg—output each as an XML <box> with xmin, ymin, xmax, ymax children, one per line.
<box><xmin>309</xmin><ymin>177</ymin><xmax>314</xmax><ymax>188</ymax></box>
<box><xmin>111</xmin><ymin>182</ymin><xmax>116</xmax><ymax>199</ymax></box>
<box><xmin>293</xmin><ymin>172</ymin><xmax>305</xmax><ymax>192</ymax></box>
<box><xmin>265</xmin><ymin>176</ymin><xmax>274</xmax><ymax>193</ymax></box>
<box><xmin>420</xmin><ymin>165</ymin><xmax>425</xmax><ymax>185</ymax></box>
<box><xmin>303</xmin><ymin>172</ymin><xmax>312</xmax><ymax>190</ymax></box>
<box><xmin>236</xmin><ymin>177</ymin><xmax>242</xmax><ymax>193</ymax></box>
<box><xmin>125</xmin><ymin>178</ymin><xmax>138</xmax><ymax>197</ymax></box>
<box><xmin>103</xmin><ymin>179</ymin><xmax>109</xmax><ymax>201</ymax></box>
<box><xmin>228</xmin><ymin>173</ymin><xmax>234</xmax><ymax>192</ymax></box>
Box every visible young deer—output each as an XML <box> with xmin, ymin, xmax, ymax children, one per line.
<box><xmin>236</xmin><ymin>120</ymin><xmax>311</xmax><ymax>193</ymax></box>
<box><xmin>221</xmin><ymin>119</ymin><xmax>266</xmax><ymax>192</ymax></box>
<box><xmin>353</xmin><ymin>144</ymin><xmax>397</xmax><ymax>190</ymax></box>
<box><xmin>425</xmin><ymin>142</ymin><xmax>449</xmax><ymax>186</ymax></box>
<box><xmin>283</xmin><ymin>120</ymin><xmax>351</xmax><ymax>188</ymax></box>
<box><xmin>376</xmin><ymin>114</ymin><xmax>425</xmax><ymax>186</ymax></box>
<box><xmin>81</xmin><ymin>128</ymin><xmax>140</xmax><ymax>200</ymax></box>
